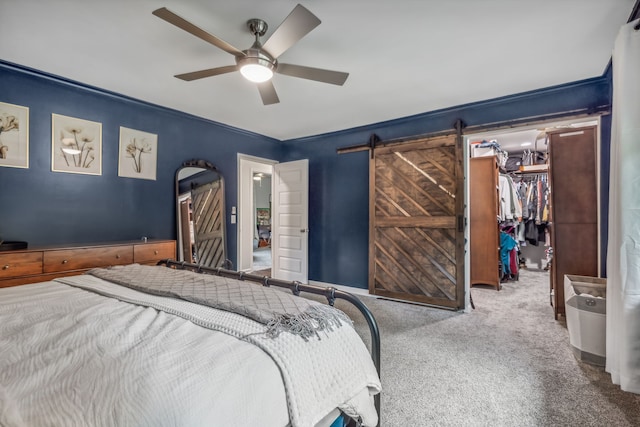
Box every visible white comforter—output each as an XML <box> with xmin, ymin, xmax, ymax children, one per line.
<box><xmin>0</xmin><ymin>277</ymin><xmax>380</xmax><ymax>427</ymax></box>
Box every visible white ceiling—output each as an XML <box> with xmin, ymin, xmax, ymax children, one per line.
<box><xmin>0</xmin><ymin>0</ymin><xmax>635</xmax><ymax>141</ymax></box>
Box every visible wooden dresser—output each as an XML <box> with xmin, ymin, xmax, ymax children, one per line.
<box><xmin>0</xmin><ymin>240</ymin><xmax>176</xmax><ymax>288</ymax></box>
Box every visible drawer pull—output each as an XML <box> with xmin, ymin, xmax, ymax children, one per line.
<box><xmin>116</xmin><ymin>254</ymin><xmax>121</xmax><ymax>259</ymax></box>
<box><xmin>62</xmin><ymin>259</ymin><xmax>68</xmax><ymax>264</ymax></box>
<box><xmin>2</xmin><ymin>264</ymin><xmax>9</xmax><ymax>270</ymax></box>
<box><xmin>154</xmin><ymin>250</ymin><xmax>159</xmax><ymax>255</ymax></box>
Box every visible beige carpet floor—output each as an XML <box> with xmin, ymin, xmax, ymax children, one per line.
<box><xmin>328</xmin><ymin>268</ymin><xmax>640</xmax><ymax>426</ymax></box>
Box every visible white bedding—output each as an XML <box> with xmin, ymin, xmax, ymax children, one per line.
<box><xmin>0</xmin><ymin>276</ymin><xmax>380</xmax><ymax>427</ymax></box>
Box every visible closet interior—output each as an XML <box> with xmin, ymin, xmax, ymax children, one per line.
<box><xmin>467</xmin><ymin>120</ymin><xmax>599</xmax><ymax>319</ymax></box>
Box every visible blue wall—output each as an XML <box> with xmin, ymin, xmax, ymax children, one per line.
<box><xmin>0</xmin><ymin>62</ymin><xmax>282</xmax><ymax>267</ymax></box>
<box><xmin>0</xmin><ymin>61</ymin><xmax>613</xmax><ymax>288</ymax></box>
<box><xmin>283</xmin><ymin>77</ymin><xmax>612</xmax><ymax>288</ymax></box>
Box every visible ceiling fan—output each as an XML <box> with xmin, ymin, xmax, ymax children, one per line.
<box><xmin>152</xmin><ymin>4</ymin><xmax>349</xmax><ymax>105</ymax></box>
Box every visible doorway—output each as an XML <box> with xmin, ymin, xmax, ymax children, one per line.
<box><xmin>237</xmin><ymin>155</ymin><xmax>310</xmax><ymax>283</ymax></box>
<box><xmin>237</xmin><ymin>154</ymin><xmax>277</xmax><ymax>273</ymax></box>
<box><xmin>464</xmin><ymin>116</ymin><xmax>601</xmax><ymax>315</ymax></box>
<box><xmin>253</xmin><ymin>171</ymin><xmax>272</xmax><ymax>274</ymax></box>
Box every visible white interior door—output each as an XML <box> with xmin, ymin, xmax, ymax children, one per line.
<box><xmin>272</xmin><ymin>159</ymin><xmax>309</xmax><ymax>283</ymax></box>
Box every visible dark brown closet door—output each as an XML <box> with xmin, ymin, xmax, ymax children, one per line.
<box><xmin>469</xmin><ymin>157</ymin><xmax>500</xmax><ymax>290</ymax></box>
<box><xmin>369</xmin><ymin>134</ymin><xmax>465</xmax><ymax>309</ymax></box>
<box><xmin>548</xmin><ymin>125</ymin><xmax>598</xmax><ymax>319</ymax></box>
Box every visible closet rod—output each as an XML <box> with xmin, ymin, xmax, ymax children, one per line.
<box><xmin>512</xmin><ymin>171</ymin><xmax>548</xmax><ymax>176</ymax></box>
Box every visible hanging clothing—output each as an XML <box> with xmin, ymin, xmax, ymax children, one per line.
<box><xmin>509</xmin><ymin>248</ymin><xmax>518</xmax><ymax>278</ymax></box>
<box><xmin>507</xmin><ymin>175</ymin><xmax>522</xmax><ymax>220</ymax></box>
<box><xmin>499</xmin><ymin>231</ymin><xmax>518</xmax><ymax>276</ymax></box>
<box><xmin>498</xmin><ymin>175</ymin><xmax>511</xmax><ymax>221</ymax></box>
<box><xmin>513</xmin><ymin>175</ymin><xmax>549</xmax><ymax>244</ymax></box>
<box><xmin>517</xmin><ymin>181</ymin><xmax>530</xmax><ymax>220</ymax></box>
<box><xmin>499</xmin><ymin>174</ymin><xmax>522</xmax><ymax>221</ymax></box>
<box><xmin>524</xmin><ymin>219</ymin><xmax>539</xmax><ymax>246</ymax></box>
<box><xmin>516</xmin><ymin>221</ymin><xmax>526</xmax><ymax>243</ymax></box>
<box><xmin>606</xmin><ymin>19</ymin><xmax>640</xmax><ymax>394</ymax></box>
<box><xmin>535</xmin><ymin>179</ymin><xmax>549</xmax><ymax>224</ymax></box>
<box><xmin>525</xmin><ymin>179</ymin><xmax>538</xmax><ymax>221</ymax></box>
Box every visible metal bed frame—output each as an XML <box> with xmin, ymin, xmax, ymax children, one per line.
<box><xmin>158</xmin><ymin>259</ymin><xmax>381</xmax><ymax>427</ymax></box>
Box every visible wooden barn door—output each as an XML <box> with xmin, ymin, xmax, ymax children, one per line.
<box><xmin>370</xmin><ymin>134</ymin><xmax>465</xmax><ymax>309</ymax></box>
<box><xmin>192</xmin><ymin>180</ymin><xmax>225</xmax><ymax>268</ymax></box>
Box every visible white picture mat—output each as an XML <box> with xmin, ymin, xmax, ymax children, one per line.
<box><xmin>118</xmin><ymin>126</ymin><xmax>158</xmax><ymax>180</ymax></box>
<box><xmin>51</xmin><ymin>113</ymin><xmax>102</xmax><ymax>175</ymax></box>
<box><xmin>0</xmin><ymin>101</ymin><xmax>29</xmax><ymax>169</ymax></box>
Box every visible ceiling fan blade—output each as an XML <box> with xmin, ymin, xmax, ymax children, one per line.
<box><xmin>257</xmin><ymin>81</ymin><xmax>280</xmax><ymax>105</ymax></box>
<box><xmin>153</xmin><ymin>7</ymin><xmax>245</xmax><ymax>57</ymax></box>
<box><xmin>175</xmin><ymin>65</ymin><xmax>237</xmax><ymax>81</ymax></box>
<box><xmin>277</xmin><ymin>63</ymin><xmax>348</xmax><ymax>86</ymax></box>
<box><xmin>261</xmin><ymin>4</ymin><xmax>321</xmax><ymax>58</ymax></box>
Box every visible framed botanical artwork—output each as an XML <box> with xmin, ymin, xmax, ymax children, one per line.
<box><xmin>118</xmin><ymin>126</ymin><xmax>158</xmax><ymax>180</ymax></box>
<box><xmin>51</xmin><ymin>113</ymin><xmax>102</xmax><ymax>175</ymax></box>
<box><xmin>0</xmin><ymin>101</ymin><xmax>29</xmax><ymax>169</ymax></box>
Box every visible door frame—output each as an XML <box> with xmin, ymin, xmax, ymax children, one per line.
<box><xmin>463</xmin><ymin>115</ymin><xmax>602</xmax><ymax>308</ymax></box>
<box><xmin>177</xmin><ymin>192</ymin><xmax>193</xmax><ymax>263</ymax></box>
<box><xmin>237</xmin><ymin>154</ymin><xmax>277</xmax><ymax>271</ymax></box>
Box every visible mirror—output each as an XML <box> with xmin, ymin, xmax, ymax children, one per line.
<box><xmin>176</xmin><ymin>159</ymin><xmax>230</xmax><ymax>268</ymax></box>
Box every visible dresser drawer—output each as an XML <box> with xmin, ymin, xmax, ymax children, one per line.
<box><xmin>134</xmin><ymin>241</ymin><xmax>176</xmax><ymax>264</ymax></box>
<box><xmin>44</xmin><ymin>246</ymin><xmax>133</xmax><ymax>273</ymax></box>
<box><xmin>0</xmin><ymin>252</ymin><xmax>43</xmax><ymax>279</ymax></box>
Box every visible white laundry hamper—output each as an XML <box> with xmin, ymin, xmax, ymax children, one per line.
<box><xmin>564</xmin><ymin>275</ymin><xmax>607</xmax><ymax>366</ymax></box>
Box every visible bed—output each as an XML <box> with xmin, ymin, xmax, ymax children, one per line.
<box><xmin>0</xmin><ymin>260</ymin><xmax>381</xmax><ymax>427</ymax></box>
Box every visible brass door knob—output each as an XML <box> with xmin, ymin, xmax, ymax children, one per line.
<box><xmin>2</xmin><ymin>265</ymin><xmax>9</xmax><ymax>270</ymax></box>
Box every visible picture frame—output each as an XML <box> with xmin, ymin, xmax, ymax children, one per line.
<box><xmin>118</xmin><ymin>126</ymin><xmax>158</xmax><ymax>180</ymax></box>
<box><xmin>51</xmin><ymin>113</ymin><xmax>102</xmax><ymax>175</ymax></box>
<box><xmin>256</xmin><ymin>208</ymin><xmax>270</xmax><ymax>225</ymax></box>
<box><xmin>0</xmin><ymin>101</ymin><xmax>29</xmax><ymax>169</ymax></box>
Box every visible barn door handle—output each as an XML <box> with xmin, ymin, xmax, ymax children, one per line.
<box><xmin>457</xmin><ymin>215</ymin><xmax>464</xmax><ymax>232</ymax></box>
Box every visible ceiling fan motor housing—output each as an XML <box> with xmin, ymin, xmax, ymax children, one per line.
<box><xmin>236</xmin><ymin>18</ymin><xmax>277</xmax><ymax>79</ymax></box>
<box><xmin>236</xmin><ymin>47</ymin><xmax>277</xmax><ymax>71</ymax></box>
<box><xmin>247</xmin><ymin>18</ymin><xmax>268</xmax><ymax>38</ymax></box>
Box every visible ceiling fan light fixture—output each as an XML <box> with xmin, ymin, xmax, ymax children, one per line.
<box><xmin>240</xmin><ymin>62</ymin><xmax>273</xmax><ymax>83</ymax></box>
<box><xmin>237</xmin><ymin>48</ymin><xmax>276</xmax><ymax>83</ymax></box>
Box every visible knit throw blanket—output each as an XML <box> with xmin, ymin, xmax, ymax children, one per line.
<box><xmin>86</xmin><ymin>264</ymin><xmax>351</xmax><ymax>341</ymax></box>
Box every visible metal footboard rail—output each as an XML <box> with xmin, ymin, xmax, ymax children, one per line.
<box><xmin>157</xmin><ymin>259</ymin><xmax>381</xmax><ymax>426</ymax></box>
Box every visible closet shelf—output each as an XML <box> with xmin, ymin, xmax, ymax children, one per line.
<box><xmin>517</xmin><ymin>164</ymin><xmax>548</xmax><ymax>173</ymax></box>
